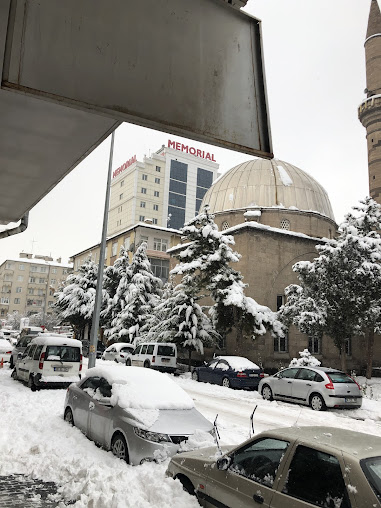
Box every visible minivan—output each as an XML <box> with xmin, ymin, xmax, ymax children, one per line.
<box><xmin>9</xmin><ymin>333</ymin><xmax>38</xmax><ymax>368</ymax></box>
<box><xmin>125</xmin><ymin>342</ymin><xmax>177</xmax><ymax>373</ymax></box>
<box><xmin>12</xmin><ymin>334</ymin><xmax>82</xmax><ymax>391</ymax></box>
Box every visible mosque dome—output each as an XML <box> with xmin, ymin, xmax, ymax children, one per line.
<box><xmin>201</xmin><ymin>158</ymin><xmax>335</xmax><ymax>221</ymax></box>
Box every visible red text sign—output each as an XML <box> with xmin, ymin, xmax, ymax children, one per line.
<box><xmin>168</xmin><ymin>140</ymin><xmax>216</xmax><ymax>162</ymax></box>
<box><xmin>113</xmin><ymin>155</ymin><xmax>137</xmax><ymax>178</ymax></box>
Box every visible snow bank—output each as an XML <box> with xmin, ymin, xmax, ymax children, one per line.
<box><xmin>0</xmin><ymin>339</ymin><xmax>13</xmax><ymax>350</ymax></box>
<box><xmin>86</xmin><ymin>365</ymin><xmax>194</xmax><ymax>410</ymax></box>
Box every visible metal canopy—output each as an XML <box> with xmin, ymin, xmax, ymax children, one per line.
<box><xmin>1</xmin><ymin>0</ymin><xmax>272</xmax><ymax>225</ymax></box>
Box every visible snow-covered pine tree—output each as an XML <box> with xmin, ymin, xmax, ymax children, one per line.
<box><xmin>145</xmin><ymin>275</ymin><xmax>219</xmax><ymax>370</ymax></box>
<box><xmin>172</xmin><ymin>206</ymin><xmax>284</xmax><ymax>350</ymax></box>
<box><xmin>289</xmin><ymin>349</ymin><xmax>321</xmax><ymax>368</ymax></box>
<box><xmin>54</xmin><ymin>258</ymin><xmax>104</xmax><ymax>343</ymax></box>
<box><xmin>280</xmin><ymin>197</ymin><xmax>381</xmax><ymax>374</ymax></box>
<box><xmin>106</xmin><ymin>242</ymin><xmax>162</xmax><ymax>344</ymax></box>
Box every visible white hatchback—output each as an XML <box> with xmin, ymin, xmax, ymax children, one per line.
<box><xmin>102</xmin><ymin>343</ymin><xmax>134</xmax><ymax>363</ymax></box>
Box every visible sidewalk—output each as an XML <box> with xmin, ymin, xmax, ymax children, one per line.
<box><xmin>0</xmin><ymin>475</ymin><xmax>74</xmax><ymax>507</ymax></box>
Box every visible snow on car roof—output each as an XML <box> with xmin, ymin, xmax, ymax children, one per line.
<box><xmin>218</xmin><ymin>356</ymin><xmax>260</xmax><ymax>370</ymax></box>
<box><xmin>31</xmin><ymin>335</ymin><xmax>82</xmax><ymax>348</ymax></box>
<box><xmin>0</xmin><ymin>338</ymin><xmax>13</xmax><ymax>350</ymax></box>
<box><xmin>86</xmin><ymin>365</ymin><xmax>194</xmax><ymax>411</ymax></box>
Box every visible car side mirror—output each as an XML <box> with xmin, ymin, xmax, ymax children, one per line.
<box><xmin>98</xmin><ymin>397</ymin><xmax>112</xmax><ymax>406</ymax></box>
<box><xmin>216</xmin><ymin>456</ymin><xmax>231</xmax><ymax>471</ymax></box>
<box><xmin>18</xmin><ymin>352</ymin><xmax>23</xmax><ymax>359</ymax></box>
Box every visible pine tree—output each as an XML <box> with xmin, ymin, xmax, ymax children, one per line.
<box><xmin>144</xmin><ymin>275</ymin><xmax>219</xmax><ymax>369</ymax></box>
<box><xmin>280</xmin><ymin>197</ymin><xmax>381</xmax><ymax>374</ymax></box>
<box><xmin>106</xmin><ymin>243</ymin><xmax>162</xmax><ymax>343</ymax></box>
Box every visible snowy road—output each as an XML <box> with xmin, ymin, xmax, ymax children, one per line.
<box><xmin>2</xmin><ymin>362</ymin><xmax>381</xmax><ymax>507</ymax></box>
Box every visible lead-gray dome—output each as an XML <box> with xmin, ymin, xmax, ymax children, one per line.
<box><xmin>202</xmin><ymin>158</ymin><xmax>335</xmax><ymax>221</ymax></box>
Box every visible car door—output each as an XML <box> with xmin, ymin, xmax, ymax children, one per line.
<box><xmin>131</xmin><ymin>345</ymin><xmax>142</xmax><ymax>366</ymax></box>
<box><xmin>211</xmin><ymin>360</ymin><xmax>230</xmax><ymax>385</ymax></box>
<box><xmin>73</xmin><ymin>377</ymin><xmax>101</xmax><ymax>435</ymax></box>
<box><xmin>291</xmin><ymin>368</ymin><xmax>317</xmax><ymax>404</ymax></box>
<box><xmin>272</xmin><ymin>368</ymin><xmax>300</xmax><ymax>399</ymax></box>
<box><xmin>271</xmin><ymin>444</ymin><xmax>352</xmax><ymax>508</ymax></box>
<box><xmin>200</xmin><ymin>359</ymin><xmax>219</xmax><ymax>383</ymax></box>
<box><xmin>17</xmin><ymin>345</ymin><xmax>31</xmax><ymax>381</ymax></box>
<box><xmin>88</xmin><ymin>377</ymin><xmax>113</xmax><ymax>446</ymax></box>
<box><xmin>204</xmin><ymin>437</ymin><xmax>290</xmax><ymax>508</ymax></box>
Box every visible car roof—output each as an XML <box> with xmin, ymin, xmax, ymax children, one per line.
<box><xmin>265</xmin><ymin>426</ymin><xmax>381</xmax><ymax>459</ymax></box>
<box><xmin>284</xmin><ymin>366</ymin><xmax>344</xmax><ymax>374</ymax></box>
<box><xmin>30</xmin><ymin>335</ymin><xmax>82</xmax><ymax>347</ymax></box>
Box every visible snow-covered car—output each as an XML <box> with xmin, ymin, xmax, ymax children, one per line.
<box><xmin>12</xmin><ymin>335</ymin><xmax>82</xmax><ymax>391</ymax></box>
<box><xmin>192</xmin><ymin>356</ymin><xmax>264</xmax><ymax>390</ymax></box>
<box><xmin>64</xmin><ymin>365</ymin><xmax>213</xmax><ymax>465</ymax></box>
<box><xmin>166</xmin><ymin>426</ymin><xmax>381</xmax><ymax>507</ymax></box>
<box><xmin>102</xmin><ymin>343</ymin><xmax>134</xmax><ymax>363</ymax></box>
<box><xmin>258</xmin><ymin>366</ymin><xmax>362</xmax><ymax>411</ymax></box>
<box><xmin>0</xmin><ymin>338</ymin><xmax>13</xmax><ymax>363</ymax></box>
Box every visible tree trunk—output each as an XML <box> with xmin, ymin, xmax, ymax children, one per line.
<box><xmin>366</xmin><ymin>328</ymin><xmax>375</xmax><ymax>380</ymax></box>
<box><xmin>188</xmin><ymin>348</ymin><xmax>192</xmax><ymax>372</ymax></box>
<box><xmin>339</xmin><ymin>342</ymin><xmax>347</xmax><ymax>373</ymax></box>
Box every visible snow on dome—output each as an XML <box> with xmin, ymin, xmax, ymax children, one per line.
<box><xmin>218</xmin><ymin>356</ymin><xmax>260</xmax><ymax>371</ymax></box>
<box><xmin>202</xmin><ymin>158</ymin><xmax>335</xmax><ymax>221</ymax></box>
<box><xmin>86</xmin><ymin>365</ymin><xmax>194</xmax><ymax>411</ymax></box>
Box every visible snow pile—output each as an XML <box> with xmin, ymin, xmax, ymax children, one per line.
<box><xmin>244</xmin><ymin>210</ymin><xmax>261</xmax><ymax>219</ymax></box>
<box><xmin>0</xmin><ymin>338</ymin><xmax>13</xmax><ymax>351</ymax></box>
<box><xmin>218</xmin><ymin>356</ymin><xmax>260</xmax><ymax>371</ymax></box>
<box><xmin>289</xmin><ymin>349</ymin><xmax>321</xmax><ymax>368</ymax></box>
<box><xmin>277</xmin><ymin>165</ymin><xmax>293</xmax><ymax>186</ymax></box>
<box><xmin>86</xmin><ymin>365</ymin><xmax>194</xmax><ymax>410</ymax></box>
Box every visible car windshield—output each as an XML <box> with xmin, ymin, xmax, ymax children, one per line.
<box><xmin>361</xmin><ymin>457</ymin><xmax>381</xmax><ymax>500</ymax></box>
<box><xmin>157</xmin><ymin>345</ymin><xmax>175</xmax><ymax>356</ymax></box>
<box><xmin>328</xmin><ymin>372</ymin><xmax>355</xmax><ymax>384</ymax></box>
<box><xmin>45</xmin><ymin>345</ymin><xmax>80</xmax><ymax>362</ymax></box>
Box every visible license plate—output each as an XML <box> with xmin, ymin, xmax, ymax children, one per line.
<box><xmin>249</xmin><ymin>374</ymin><xmax>259</xmax><ymax>377</ymax></box>
<box><xmin>161</xmin><ymin>358</ymin><xmax>170</xmax><ymax>362</ymax></box>
<box><xmin>54</xmin><ymin>367</ymin><xmax>69</xmax><ymax>372</ymax></box>
<box><xmin>345</xmin><ymin>397</ymin><xmax>357</xmax><ymax>403</ymax></box>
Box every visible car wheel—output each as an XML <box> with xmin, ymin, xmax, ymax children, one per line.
<box><xmin>101</xmin><ymin>357</ymin><xmax>105</xmax><ymax>361</ymax></box>
<box><xmin>111</xmin><ymin>433</ymin><xmax>129</xmax><ymax>463</ymax></box>
<box><xmin>222</xmin><ymin>377</ymin><xmax>231</xmax><ymax>388</ymax></box>
<box><xmin>11</xmin><ymin>368</ymin><xmax>18</xmax><ymax>380</ymax></box>
<box><xmin>28</xmin><ymin>375</ymin><xmax>36</xmax><ymax>392</ymax></box>
<box><xmin>310</xmin><ymin>393</ymin><xmax>326</xmax><ymax>411</ymax></box>
<box><xmin>64</xmin><ymin>408</ymin><xmax>74</xmax><ymax>426</ymax></box>
<box><xmin>114</xmin><ymin>358</ymin><xmax>118</xmax><ymax>363</ymax></box>
<box><xmin>192</xmin><ymin>371</ymin><xmax>198</xmax><ymax>381</ymax></box>
<box><xmin>262</xmin><ymin>384</ymin><xmax>273</xmax><ymax>401</ymax></box>
<box><xmin>126</xmin><ymin>358</ymin><xmax>132</xmax><ymax>366</ymax></box>
<box><xmin>144</xmin><ymin>360</ymin><xmax>150</xmax><ymax>368</ymax></box>
<box><xmin>176</xmin><ymin>475</ymin><xmax>195</xmax><ymax>496</ymax></box>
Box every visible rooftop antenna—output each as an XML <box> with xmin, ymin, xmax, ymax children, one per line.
<box><xmin>31</xmin><ymin>238</ymin><xmax>37</xmax><ymax>253</ymax></box>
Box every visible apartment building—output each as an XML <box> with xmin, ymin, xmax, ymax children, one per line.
<box><xmin>0</xmin><ymin>253</ymin><xmax>72</xmax><ymax>318</ymax></box>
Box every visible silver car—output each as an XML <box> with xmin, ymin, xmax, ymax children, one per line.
<box><xmin>258</xmin><ymin>366</ymin><xmax>362</xmax><ymax>411</ymax></box>
<box><xmin>64</xmin><ymin>365</ymin><xmax>213</xmax><ymax>465</ymax></box>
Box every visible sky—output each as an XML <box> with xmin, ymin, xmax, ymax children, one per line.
<box><xmin>0</xmin><ymin>0</ymin><xmax>372</xmax><ymax>265</ymax></box>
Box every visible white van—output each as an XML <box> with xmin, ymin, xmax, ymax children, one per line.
<box><xmin>12</xmin><ymin>335</ymin><xmax>82</xmax><ymax>391</ymax></box>
<box><xmin>125</xmin><ymin>342</ymin><xmax>177</xmax><ymax>373</ymax></box>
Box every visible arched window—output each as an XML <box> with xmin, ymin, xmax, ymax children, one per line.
<box><xmin>222</xmin><ymin>221</ymin><xmax>230</xmax><ymax>231</ymax></box>
<box><xmin>280</xmin><ymin>219</ymin><xmax>290</xmax><ymax>230</ymax></box>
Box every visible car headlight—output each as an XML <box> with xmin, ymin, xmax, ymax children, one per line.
<box><xmin>133</xmin><ymin>427</ymin><xmax>171</xmax><ymax>443</ymax></box>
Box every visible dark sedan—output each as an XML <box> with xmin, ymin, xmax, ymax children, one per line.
<box><xmin>192</xmin><ymin>356</ymin><xmax>264</xmax><ymax>390</ymax></box>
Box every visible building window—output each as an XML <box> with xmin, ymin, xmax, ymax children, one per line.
<box><xmin>280</xmin><ymin>219</ymin><xmax>290</xmax><ymax>230</ymax></box>
<box><xmin>276</xmin><ymin>295</ymin><xmax>285</xmax><ymax>311</ymax></box>
<box><xmin>140</xmin><ymin>201</ymin><xmax>146</xmax><ymax>208</ymax></box>
<box><xmin>118</xmin><ymin>206</ymin><xmax>122</xmax><ymax>213</ymax></box>
<box><xmin>30</xmin><ymin>266</ymin><xmax>38</xmax><ymax>272</ymax></box>
<box><xmin>221</xmin><ymin>221</ymin><xmax>230</xmax><ymax>231</ymax></box>
<box><xmin>149</xmin><ymin>258</ymin><xmax>169</xmax><ymax>281</ymax></box>
<box><xmin>116</xmin><ymin>219</ymin><xmax>122</xmax><ymax>226</ymax></box>
<box><xmin>345</xmin><ymin>338</ymin><xmax>352</xmax><ymax>356</ymax></box>
<box><xmin>153</xmin><ymin>238</ymin><xmax>168</xmax><ymax>252</ymax></box>
<box><xmin>51</xmin><ymin>279</ymin><xmax>56</xmax><ymax>285</ymax></box>
<box><xmin>19</xmin><ymin>264</ymin><xmax>25</xmax><ymax>271</ymax></box>
<box><xmin>120</xmin><ymin>180</ymin><xmax>124</xmax><ymax>187</ymax></box>
<box><xmin>152</xmin><ymin>218</ymin><xmax>158</xmax><ymax>225</ymax></box>
<box><xmin>112</xmin><ymin>242</ymin><xmax>118</xmax><ymax>257</ymax></box>
<box><xmin>38</xmin><ymin>278</ymin><xmax>46</xmax><ymax>284</ymax></box>
<box><xmin>156</xmin><ymin>166</ymin><xmax>161</xmax><ymax>172</ymax></box>
<box><xmin>153</xmin><ymin>204</ymin><xmax>159</xmax><ymax>211</ymax></box>
<box><xmin>308</xmin><ymin>337</ymin><xmax>321</xmax><ymax>355</ymax></box>
<box><xmin>63</xmin><ymin>269</ymin><xmax>68</xmax><ymax>275</ymax></box>
<box><xmin>139</xmin><ymin>215</ymin><xmax>145</xmax><ymax>221</ymax></box>
<box><xmin>119</xmin><ymin>193</ymin><xmax>123</xmax><ymax>200</ymax></box>
<box><xmin>141</xmin><ymin>188</ymin><xmax>147</xmax><ymax>194</ymax></box>
<box><xmin>14</xmin><ymin>298</ymin><xmax>20</xmax><ymax>304</ymax></box>
<box><xmin>155</xmin><ymin>177</ymin><xmax>160</xmax><ymax>184</ymax></box>
<box><xmin>142</xmin><ymin>174</ymin><xmax>148</xmax><ymax>181</ymax></box>
<box><xmin>17</xmin><ymin>275</ymin><xmax>24</xmax><ymax>282</ymax></box>
<box><xmin>28</xmin><ymin>288</ymin><xmax>34</xmax><ymax>295</ymax></box>
<box><xmin>0</xmin><ymin>298</ymin><xmax>10</xmax><ymax>304</ymax></box>
<box><xmin>5</xmin><ymin>262</ymin><xmax>14</xmax><ymax>270</ymax></box>
<box><xmin>154</xmin><ymin>191</ymin><xmax>160</xmax><ymax>197</ymax></box>
<box><xmin>16</xmin><ymin>287</ymin><xmax>22</xmax><ymax>293</ymax></box>
<box><xmin>196</xmin><ymin>168</ymin><xmax>213</xmax><ymax>213</ymax></box>
<box><xmin>36</xmin><ymin>300</ymin><xmax>42</xmax><ymax>306</ymax></box>
<box><xmin>274</xmin><ymin>334</ymin><xmax>288</xmax><ymax>353</ymax></box>
<box><xmin>124</xmin><ymin>237</ymin><xmax>130</xmax><ymax>251</ymax></box>
<box><xmin>39</xmin><ymin>266</ymin><xmax>47</xmax><ymax>273</ymax></box>
<box><xmin>48</xmin><ymin>301</ymin><xmax>54</xmax><ymax>307</ymax></box>
<box><xmin>37</xmin><ymin>289</ymin><xmax>44</xmax><ymax>296</ymax></box>
<box><xmin>51</xmin><ymin>268</ymin><xmax>57</xmax><ymax>274</ymax></box>
<box><xmin>29</xmin><ymin>277</ymin><xmax>36</xmax><ymax>283</ymax></box>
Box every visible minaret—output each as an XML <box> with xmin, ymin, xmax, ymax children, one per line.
<box><xmin>359</xmin><ymin>0</ymin><xmax>381</xmax><ymax>203</ymax></box>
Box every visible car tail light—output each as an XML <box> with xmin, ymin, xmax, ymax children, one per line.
<box><xmin>237</xmin><ymin>372</ymin><xmax>247</xmax><ymax>378</ymax></box>
<box><xmin>79</xmin><ymin>354</ymin><xmax>83</xmax><ymax>372</ymax></box>
<box><xmin>325</xmin><ymin>376</ymin><xmax>334</xmax><ymax>390</ymax></box>
<box><xmin>120</xmin><ymin>354</ymin><xmax>125</xmax><ymax>358</ymax></box>
<box><xmin>350</xmin><ymin>375</ymin><xmax>361</xmax><ymax>389</ymax></box>
<box><xmin>38</xmin><ymin>352</ymin><xmax>45</xmax><ymax>370</ymax></box>
<box><xmin>152</xmin><ymin>356</ymin><xmax>155</xmax><ymax>363</ymax></box>
<box><xmin>260</xmin><ymin>373</ymin><xmax>265</xmax><ymax>378</ymax></box>
<box><xmin>6</xmin><ymin>351</ymin><xmax>12</xmax><ymax>354</ymax></box>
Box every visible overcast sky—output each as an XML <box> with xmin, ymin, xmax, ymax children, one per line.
<box><xmin>0</xmin><ymin>0</ymin><xmax>372</xmax><ymax>265</ymax></box>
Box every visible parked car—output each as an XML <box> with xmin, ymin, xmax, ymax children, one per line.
<box><xmin>125</xmin><ymin>342</ymin><xmax>177</xmax><ymax>373</ymax></box>
<box><xmin>102</xmin><ymin>343</ymin><xmax>134</xmax><ymax>363</ymax></box>
<box><xmin>9</xmin><ymin>333</ymin><xmax>39</xmax><ymax>368</ymax></box>
<box><xmin>12</xmin><ymin>334</ymin><xmax>82</xmax><ymax>391</ymax></box>
<box><xmin>0</xmin><ymin>338</ymin><xmax>13</xmax><ymax>363</ymax></box>
<box><xmin>192</xmin><ymin>356</ymin><xmax>264</xmax><ymax>390</ymax></box>
<box><xmin>258</xmin><ymin>366</ymin><xmax>362</xmax><ymax>411</ymax></box>
<box><xmin>167</xmin><ymin>426</ymin><xmax>381</xmax><ymax>507</ymax></box>
<box><xmin>64</xmin><ymin>365</ymin><xmax>213</xmax><ymax>465</ymax></box>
